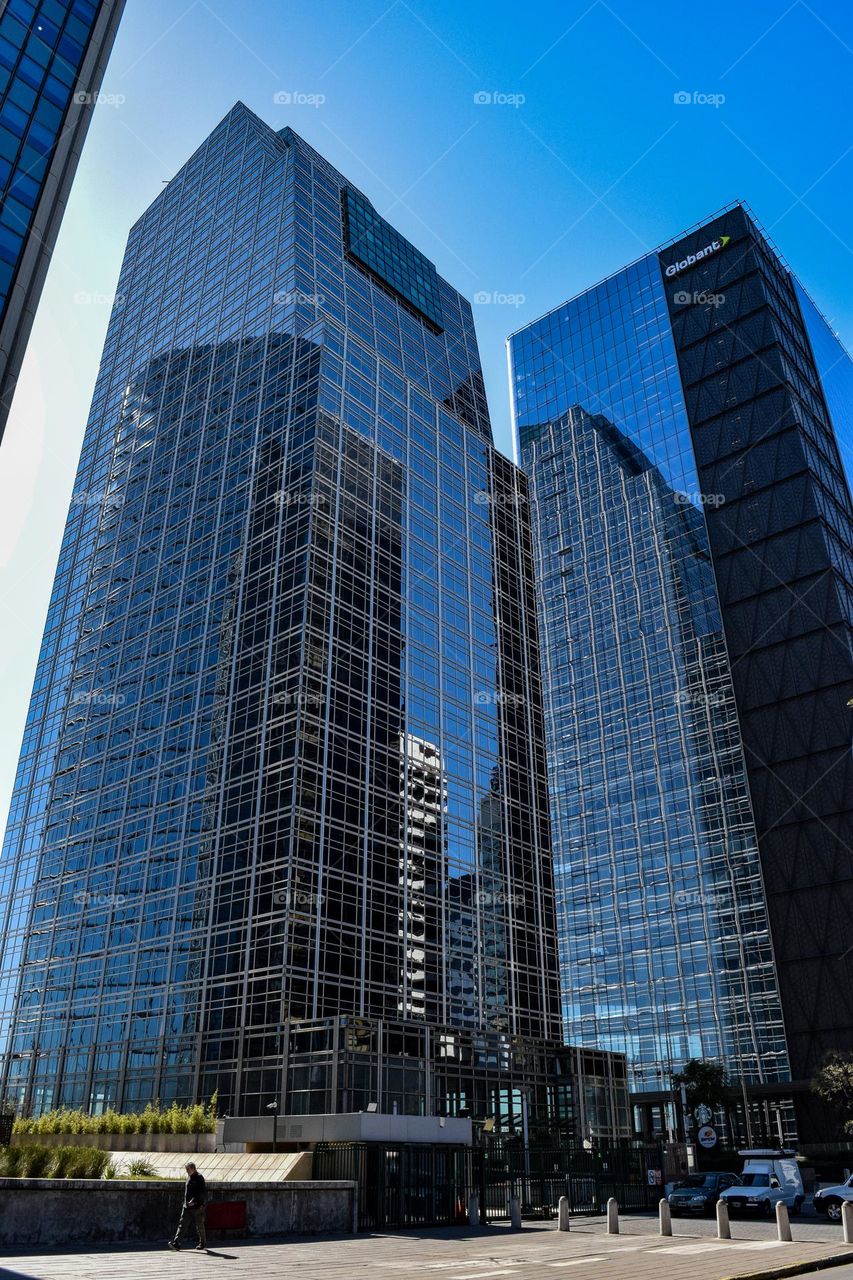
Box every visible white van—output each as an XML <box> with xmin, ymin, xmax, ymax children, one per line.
<box><xmin>719</xmin><ymin>1149</ymin><xmax>805</xmax><ymax>1217</ymax></box>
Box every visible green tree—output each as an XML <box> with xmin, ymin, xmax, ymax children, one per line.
<box><xmin>673</xmin><ymin>1059</ymin><xmax>729</xmax><ymax>1111</ymax></box>
<box><xmin>812</xmin><ymin>1052</ymin><xmax>853</xmax><ymax>1135</ymax></box>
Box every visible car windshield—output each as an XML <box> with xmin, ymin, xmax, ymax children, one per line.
<box><xmin>742</xmin><ymin>1174</ymin><xmax>770</xmax><ymax>1187</ymax></box>
<box><xmin>680</xmin><ymin>1175</ymin><xmax>716</xmax><ymax>1188</ymax></box>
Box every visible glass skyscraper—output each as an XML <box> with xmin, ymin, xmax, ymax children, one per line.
<box><xmin>0</xmin><ymin>0</ymin><xmax>125</xmax><ymax>442</ymax></box>
<box><xmin>510</xmin><ymin>203</ymin><xmax>853</xmax><ymax>1141</ymax></box>
<box><xmin>0</xmin><ymin>103</ymin><xmax>628</xmax><ymax>1138</ymax></box>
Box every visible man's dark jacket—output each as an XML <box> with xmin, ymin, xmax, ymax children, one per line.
<box><xmin>185</xmin><ymin>1171</ymin><xmax>206</xmax><ymax>1207</ymax></box>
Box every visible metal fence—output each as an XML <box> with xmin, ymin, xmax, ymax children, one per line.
<box><xmin>313</xmin><ymin>1140</ymin><xmax>665</xmax><ymax>1231</ymax></box>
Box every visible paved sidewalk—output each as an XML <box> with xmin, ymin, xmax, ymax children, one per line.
<box><xmin>1</xmin><ymin>1221</ymin><xmax>851</xmax><ymax>1280</ymax></box>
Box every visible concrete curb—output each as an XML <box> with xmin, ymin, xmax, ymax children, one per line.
<box><xmin>723</xmin><ymin>1250</ymin><xmax>853</xmax><ymax>1280</ymax></box>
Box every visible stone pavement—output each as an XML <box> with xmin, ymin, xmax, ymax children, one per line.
<box><xmin>1</xmin><ymin>1218</ymin><xmax>851</xmax><ymax>1280</ymax></box>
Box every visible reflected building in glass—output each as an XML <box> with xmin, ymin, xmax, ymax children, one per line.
<box><xmin>0</xmin><ymin>104</ymin><xmax>628</xmax><ymax>1137</ymax></box>
<box><xmin>0</xmin><ymin>0</ymin><xmax>126</xmax><ymax>442</ymax></box>
<box><xmin>509</xmin><ymin>203</ymin><xmax>853</xmax><ymax>1141</ymax></box>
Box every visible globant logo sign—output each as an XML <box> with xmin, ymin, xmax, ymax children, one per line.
<box><xmin>664</xmin><ymin>234</ymin><xmax>731</xmax><ymax>277</ymax></box>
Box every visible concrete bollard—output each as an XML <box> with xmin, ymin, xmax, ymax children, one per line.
<box><xmin>659</xmin><ymin>1198</ymin><xmax>672</xmax><ymax>1236</ymax></box>
<box><xmin>606</xmin><ymin>1197</ymin><xmax>619</xmax><ymax>1234</ymax></box>
<box><xmin>716</xmin><ymin>1198</ymin><xmax>731</xmax><ymax>1240</ymax></box>
<box><xmin>843</xmin><ymin>1201</ymin><xmax>853</xmax><ymax>1245</ymax></box>
<box><xmin>509</xmin><ymin>1196</ymin><xmax>522</xmax><ymax>1231</ymax></box>
<box><xmin>775</xmin><ymin>1202</ymin><xmax>792</xmax><ymax>1242</ymax></box>
<box><xmin>468</xmin><ymin>1194</ymin><xmax>480</xmax><ymax>1228</ymax></box>
<box><xmin>558</xmin><ymin>1196</ymin><xmax>571</xmax><ymax>1231</ymax></box>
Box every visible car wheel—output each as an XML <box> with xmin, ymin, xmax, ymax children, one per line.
<box><xmin>825</xmin><ymin>1199</ymin><xmax>843</xmax><ymax>1223</ymax></box>
<box><xmin>792</xmin><ymin>1197</ymin><xmax>803</xmax><ymax>1215</ymax></box>
<box><xmin>762</xmin><ymin>1200</ymin><xmax>773</xmax><ymax>1218</ymax></box>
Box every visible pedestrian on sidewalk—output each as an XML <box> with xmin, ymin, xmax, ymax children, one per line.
<box><xmin>168</xmin><ymin>1161</ymin><xmax>207</xmax><ymax>1252</ymax></box>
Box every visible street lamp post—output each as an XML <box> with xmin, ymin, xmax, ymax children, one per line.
<box><xmin>266</xmin><ymin>1099</ymin><xmax>279</xmax><ymax>1153</ymax></box>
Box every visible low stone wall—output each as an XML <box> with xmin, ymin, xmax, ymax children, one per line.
<box><xmin>10</xmin><ymin>1131</ymin><xmax>215</xmax><ymax>1152</ymax></box>
<box><xmin>0</xmin><ymin>1178</ymin><xmax>356</xmax><ymax>1246</ymax></box>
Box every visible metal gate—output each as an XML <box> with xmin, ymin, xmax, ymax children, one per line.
<box><xmin>314</xmin><ymin>1141</ymin><xmax>664</xmax><ymax>1231</ymax></box>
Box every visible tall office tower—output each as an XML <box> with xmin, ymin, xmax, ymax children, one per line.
<box><xmin>0</xmin><ymin>104</ymin><xmax>628</xmax><ymax>1136</ymax></box>
<box><xmin>0</xmin><ymin>0</ymin><xmax>125</xmax><ymax>443</ymax></box>
<box><xmin>510</xmin><ymin>203</ymin><xmax>853</xmax><ymax>1141</ymax></box>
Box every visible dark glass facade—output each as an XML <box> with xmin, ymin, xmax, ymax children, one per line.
<box><xmin>0</xmin><ymin>104</ymin><xmax>626</xmax><ymax>1137</ymax></box>
<box><xmin>0</xmin><ymin>0</ymin><xmax>125</xmax><ymax>441</ymax></box>
<box><xmin>342</xmin><ymin>186</ymin><xmax>444</xmax><ymax>333</ymax></box>
<box><xmin>659</xmin><ymin>207</ymin><xmax>853</xmax><ymax>1091</ymax></box>
<box><xmin>510</xmin><ymin>204</ymin><xmax>853</xmax><ymax>1139</ymax></box>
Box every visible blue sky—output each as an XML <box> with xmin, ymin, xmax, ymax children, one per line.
<box><xmin>0</xmin><ymin>0</ymin><xmax>852</xmax><ymax>832</ymax></box>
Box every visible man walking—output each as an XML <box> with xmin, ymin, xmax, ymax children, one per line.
<box><xmin>168</xmin><ymin>1161</ymin><xmax>207</xmax><ymax>1252</ymax></box>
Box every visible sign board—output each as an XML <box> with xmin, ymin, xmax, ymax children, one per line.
<box><xmin>647</xmin><ymin>1168</ymin><xmax>662</xmax><ymax>1186</ymax></box>
<box><xmin>695</xmin><ymin>1104</ymin><xmax>713</xmax><ymax>1125</ymax></box>
<box><xmin>663</xmin><ymin>235</ymin><xmax>730</xmax><ymax>277</ymax></box>
<box><xmin>697</xmin><ymin>1125</ymin><xmax>718</xmax><ymax>1149</ymax></box>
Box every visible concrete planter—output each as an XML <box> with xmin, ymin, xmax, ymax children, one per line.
<box><xmin>10</xmin><ymin>1131</ymin><xmax>215</xmax><ymax>1152</ymax></box>
<box><xmin>0</xmin><ymin>1177</ymin><xmax>357</xmax><ymax>1246</ymax></box>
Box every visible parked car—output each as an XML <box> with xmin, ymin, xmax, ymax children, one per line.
<box><xmin>668</xmin><ymin>1172</ymin><xmax>742</xmax><ymax>1216</ymax></box>
<box><xmin>719</xmin><ymin>1151</ymin><xmax>804</xmax><ymax>1217</ymax></box>
<box><xmin>813</xmin><ymin>1174</ymin><xmax>853</xmax><ymax>1222</ymax></box>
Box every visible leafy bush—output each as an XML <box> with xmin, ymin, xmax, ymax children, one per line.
<box><xmin>124</xmin><ymin>1158</ymin><xmax>157</xmax><ymax>1177</ymax></box>
<box><xmin>0</xmin><ymin>1145</ymin><xmax>113</xmax><ymax>1179</ymax></box>
<box><xmin>12</xmin><ymin>1094</ymin><xmax>218</xmax><ymax>1136</ymax></box>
